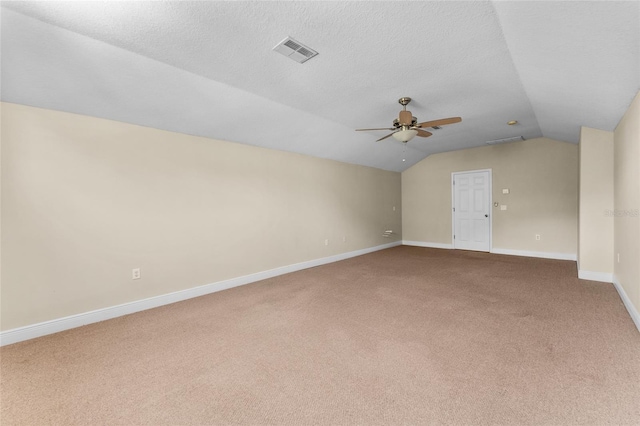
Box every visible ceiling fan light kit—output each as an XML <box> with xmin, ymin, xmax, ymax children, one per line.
<box><xmin>392</xmin><ymin>129</ymin><xmax>418</xmax><ymax>142</ymax></box>
<box><xmin>356</xmin><ymin>97</ymin><xmax>462</xmax><ymax>143</ymax></box>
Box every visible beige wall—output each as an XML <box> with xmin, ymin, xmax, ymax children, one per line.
<box><xmin>578</xmin><ymin>127</ymin><xmax>614</xmax><ymax>274</ymax></box>
<box><xmin>402</xmin><ymin>138</ymin><xmax>578</xmax><ymax>255</ymax></box>
<box><xmin>0</xmin><ymin>103</ymin><xmax>402</xmax><ymax>330</ymax></box>
<box><xmin>613</xmin><ymin>91</ymin><xmax>640</xmax><ymax>317</ymax></box>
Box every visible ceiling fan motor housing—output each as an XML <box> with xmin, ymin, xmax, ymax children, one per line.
<box><xmin>393</xmin><ymin>117</ymin><xmax>418</xmax><ymax>128</ymax></box>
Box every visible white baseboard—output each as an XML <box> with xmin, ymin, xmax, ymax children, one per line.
<box><xmin>402</xmin><ymin>240</ymin><xmax>454</xmax><ymax>249</ymax></box>
<box><xmin>402</xmin><ymin>244</ymin><xmax>577</xmax><ymax>262</ymax></box>
<box><xmin>612</xmin><ymin>275</ymin><xmax>640</xmax><ymax>334</ymax></box>
<box><xmin>578</xmin><ymin>270</ymin><xmax>613</xmax><ymax>283</ymax></box>
<box><xmin>0</xmin><ymin>241</ymin><xmax>402</xmax><ymax>346</ymax></box>
<box><xmin>490</xmin><ymin>248</ymin><xmax>577</xmax><ymax>261</ymax></box>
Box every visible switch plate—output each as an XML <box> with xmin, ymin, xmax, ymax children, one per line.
<box><xmin>324</xmin><ymin>239</ymin><xmax>329</xmax><ymax>246</ymax></box>
<box><xmin>502</xmin><ymin>188</ymin><xmax>510</xmax><ymax>194</ymax></box>
<box><xmin>500</xmin><ymin>205</ymin><xmax>507</xmax><ymax>210</ymax></box>
<box><xmin>132</xmin><ymin>268</ymin><xmax>141</xmax><ymax>280</ymax></box>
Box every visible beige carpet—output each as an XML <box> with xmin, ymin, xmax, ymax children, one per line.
<box><xmin>2</xmin><ymin>246</ymin><xmax>639</xmax><ymax>425</ymax></box>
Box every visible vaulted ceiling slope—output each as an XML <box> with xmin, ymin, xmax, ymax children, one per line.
<box><xmin>1</xmin><ymin>1</ymin><xmax>638</xmax><ymax>172</ymax></box>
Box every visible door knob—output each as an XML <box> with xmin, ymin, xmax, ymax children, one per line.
<box><xmin>485</xmin><ymin>214</ymin><xmax>489</xmax><ymax>217</ymax></box>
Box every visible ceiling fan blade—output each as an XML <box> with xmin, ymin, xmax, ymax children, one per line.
<box><xmin>376</xmin><ymin>132</ymin><xmax>397</xmax><ymax>142</ymax></box>
<box><xmin>417</xmin><ymin>117</ymin><xmax>462</xmax><ymax>128</ymax></box>
<box><xmin>356</xmin><ymin>127</ymin><xmax>395</xmax><ymax>131</ymax></box>
<box><xmin>415</xmin><ymin>129</ymin><xmax>433</xmax><ymax>138</ymax></box>
<box><xmin>399</xmin><ymin>110</ymin><xmax>413</xmax><ymax>125</ymax></box>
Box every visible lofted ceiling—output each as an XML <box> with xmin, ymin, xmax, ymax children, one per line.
<box><xmin>1</xmin><ymin>1</ymin><xmax>638</xmax><ymax>172</ymax></box>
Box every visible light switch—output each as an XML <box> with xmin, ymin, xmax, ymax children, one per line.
<box><xmin>502</xmin><ymin>188</ymin><xmax>510</xmax><ymax>194</ymax></box>
<box><xmin>500</xmin><ymin>205</ymin><xmax>508</xmax><ymax>211</ymax></box>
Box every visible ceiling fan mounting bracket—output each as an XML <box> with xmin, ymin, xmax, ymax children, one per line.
<box><xmin>398</xmin><ymin>97</ymin><xmax>412</xmax><ymax>108</ymax></box>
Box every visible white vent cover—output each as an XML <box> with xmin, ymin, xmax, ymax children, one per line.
<box><xmin>485</xmin><ymin>136</ymin><xmax>525</xmax><ymax>145</ymax></box>
<box><xmin>273</xmin><ymin>37</ymin><xmax>318</xmax><ymax>64</ymax></box>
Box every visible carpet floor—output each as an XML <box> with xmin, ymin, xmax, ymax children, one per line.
<box><xmin>1</xmin><ymin>246</ymin><xmax>639</xmax><ymax>425</ymax></box>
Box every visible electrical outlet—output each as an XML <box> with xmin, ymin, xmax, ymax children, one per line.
<box><xmin>535</xmin><ymin>234</ymin><xmax>541</xmax><ymax>241</ymax></box>
<box><xmin>132</xmin><ymin>268</ymin><xmax>141</xmax><ymax>280</ymax></box>
<box><xmin>342</xmin><ymin>236</ymin><xmax>346</xmax><ymax>243</ymax></box>
<box><xmin>324</xmin><ymin>239</ymin><xmax>329</xmax><ymax>246</ymax></box>
<box><xmin>393</xmin><ymin>206</ymin><xmax>396</xmax><ymax>211</ymax></box>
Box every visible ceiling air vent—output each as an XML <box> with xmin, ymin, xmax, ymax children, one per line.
<box><xmin>273</xmin><ymin>37</ymin><xmax>318</xmax><ymax>64</ymax></box>
<box><xmin>486</xmin><ymin>136</ymin><xmax>525</xmax><ymax>145</ymax></box>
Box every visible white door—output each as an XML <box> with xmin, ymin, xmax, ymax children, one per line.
<box><xmin>452</xmin><ymin>170</ymin><xmax>491</xmax><ymax>252</ymax></box>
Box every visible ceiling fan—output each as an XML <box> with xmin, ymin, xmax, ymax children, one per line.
<box><xmin>356</xmin><ymin>97</ymin><xmax>462</xmax><ymax>142</ymax></box>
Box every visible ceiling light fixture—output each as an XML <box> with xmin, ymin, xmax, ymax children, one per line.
<box><xmin>507</xmin><ymin>120</ymin><xmax>518</xmax><ymax>125</ymax></box>
<box><xmin>392</xmin><ymin>128</ymin><xmax>418</xmax><ymax>142</ymax></box>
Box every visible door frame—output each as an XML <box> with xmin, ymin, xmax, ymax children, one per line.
<box><xmin>451</xmin><ymin>168</ymin><xmax>493</xmax><ymax>252</ymax></box>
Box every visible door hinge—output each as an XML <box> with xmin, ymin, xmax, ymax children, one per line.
<box><xmin>454</xmin><ymin>235</ymin><xmax>456</xmax><ymax>239</ymax></box>
<box><xmin>453</xmin><ymin>207</ymin><xmax>455</xmax><ymax>212</ymax></box>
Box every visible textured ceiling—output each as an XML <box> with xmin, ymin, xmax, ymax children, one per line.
<box><xmin>1</xmin><ymin>1</ymin><xmax>638</xmax><ymax>172</ymax></box>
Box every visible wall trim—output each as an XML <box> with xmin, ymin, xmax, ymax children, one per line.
<box><xmin>490</xmin><ymin>248</ymin><xmax>577</xmax><ymax>261</ymax></box>
<box><xmin>577</xmin><ymin>270</ymin><xmax>613</xmax><ymax>283</ymax></box>
<box><xmin>402</xmin><ymin>243</ymin><xmax>576</xmax><ymax>262</ymax></box>
<box><xmin>0</xmin><ymin>241</ymin><xmax>402</xmax><ymax>346</ymax></box>
<box><xmin>612</xmin><ymin>275</ymin><xmax>640</xmax><ymax>333</ymax></box>
<box><xmin>402</xmin><ymin>240</ymin><xmax>454</xmax><ymax>249</ymax></box>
